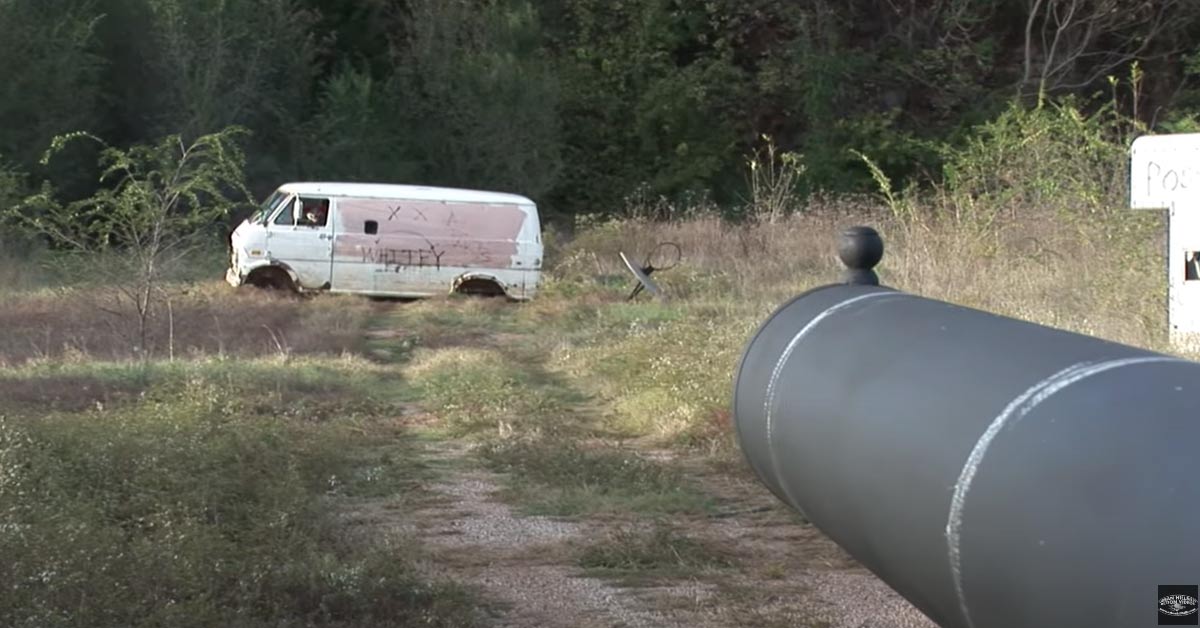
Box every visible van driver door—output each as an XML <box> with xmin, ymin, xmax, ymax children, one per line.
<box><xmin>266</xmin><ymin>195</ymin><xmax>334</xmax><ymax>289</ymax></box>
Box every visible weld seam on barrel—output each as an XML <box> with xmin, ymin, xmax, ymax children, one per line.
<box><xmin>945</xmin><ymin>355</ymin><xmax>1186</xmax><ymax>628</ymax></box>
<box><xmin>762</xmin><ymin>291</ymin><xmax>905</xmax><ymax>517</ymax></box>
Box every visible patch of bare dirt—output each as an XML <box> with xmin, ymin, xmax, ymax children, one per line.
<box><xmin>351</xmin><ymin>438</ymin><xmax>935</xmax><ymax>628</ymax></box>
<box><xmin>409</xmin><ymin>443</ymin><xmax>703</xmax><ymax>628</ymax></box>
<box><xmin>672</xmin><ymin>458</ymin><xmax>938</xmax><ymax>628</ymax></box>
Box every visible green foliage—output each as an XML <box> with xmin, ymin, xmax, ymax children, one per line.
<box><xmin>578</xmin><ymin>522</ymin><xmax>735</xmax><ymax>576</ymax></box>
<box><xmin>1160</xmin><ymin>47</ymin><xmax>1200</xmax><ymax>134</ymax></box>
<box><xmin>137</xmin><ymin>0</ymin><xmax>319</xmax><ymax>136</ymax></box>
<box><xmin>380</xmin><ymin>0</ymin><xmax>563</xmax><ymax>198</ymax></box>
<box><xmin>549</xmin><ymin>0</ymin><xmax>748</xmax><ymax>212</ymax></box>
<box><xmin>0</xmin><ymin>156</ymin><xmax>24</xmax><ymax>210</ymax></box>
<box><xmin>852</xmin><ymin>150</ymin><xmax>901</xmax><ymax>216</ymax></box>
<box><xmin>481</xmin><ymin>439</ymin><xmax>713</xmax><ymax>516</ymax></box>
<box><xmin>303</xmin><ymin>65</ymin><xmax>421</xmax><ymax>182</ymax></box>
<box><xmin>17</xmin><ymin>127</ymin><xmax>251</xmax><ymax>258</ymax></box>
<box><xmin>89</xmin><ymin>0</ymin><xmax>321</xmax><ymax>188</ymax></box>
<box><xmin>300</xmin><ymin>0</ymin><xmax>567</xmax><ymax>197</ymax></box>
<box><xmin>409</xmin><ymin>347</ymin><xmax>562</xmax><ymax>437</ymax></box>
<box><xmin>407</xmin><ymin>341</ymin><xmax>585</xmax><ymax>440</ymax></box>
<box><xmin>0</xmin><ymin>365</ymin><xmax>479</xmax><ymax>628</ymax></box>
<box><xmin>0</xmin><ymin>0</ymin><xmax>106</xmax><ymax>167</ymax></box>
<box><xmin>551</xmin><ymin>304</ymin><xmax>742</xmax><ymax>450</ymax></box>
<box><xmin>39</xmin><ymin>128</ymin><xmax>249</xmax><ymax>234</ymax></box>
<box><xmin>941</xmin><ymin>99</ymin><xmax>1129</xmax><ymax>222</ymax></box>
<box><xmin>0</xmin><ymin>157</ymin><xmax>40</xmax><ymax>293</ymax></box>
<box><xmin>744</xmin><ymin>135</ymin><xmax>806</xmax><ymax>223</ymax></box>
<box><xmin>834</xmin><ymin>112</ymin><xmax>943</xmax><ymax>192</ymax></box>
<box><xmin>10</xmin><ymin>128</ymin><xmax>252</xmax><ymax>354</ymax></box>
<box><xmin>384</xmin><ymin>296</ymin><xmax>717</xmax><ymax>516</ymax></box>
<box><xmin>3</xmin><ymin>0</ymin><xmax>1200</xmax><ymax>217</ymax></box>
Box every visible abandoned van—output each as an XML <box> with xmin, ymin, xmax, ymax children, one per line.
<box><xmin>226</xmin><ymin>182</ymin><xmax>543</xmax><ymax>300</ymax></box>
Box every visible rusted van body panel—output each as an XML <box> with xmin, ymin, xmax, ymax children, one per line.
<box><xmin>226</xmin><ymin>183</ymin><xmax>542</xmax><ymax>299</ymax></box>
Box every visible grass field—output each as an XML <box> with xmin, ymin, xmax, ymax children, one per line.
<box><xmin>0</xmin><ymin>201</ymin><xmax>1182</xmax><ymax>626</ymax></box>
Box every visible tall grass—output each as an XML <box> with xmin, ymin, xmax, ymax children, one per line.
<box><xmin>0</xmin><ymin>234</ymin><xmax>53</xmax><ymax>294</ymax></box>
<box><xmin>524</xmin><ymin>97</ymin><xmax>1179</xmax><ymax>457</ymax></box>
<box><xmin>0</xmin><ymin>360</ymin><xmax>479</xmax><ymax>628</ymax></box>
<box><xmin>0</xmin><ymin>281</ymin><xmax>379</xmax><ymax>366</ymax></box>
<box><xmin>535</xmin><ymin>203</ymin><xmax>1171</xmax><ymax>454</ymax></box>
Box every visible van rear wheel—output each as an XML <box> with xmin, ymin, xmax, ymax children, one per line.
<box><xmin>452</xmin><ymin>277</ymin><xmax>507</xmax><ymax>298</ymax></box>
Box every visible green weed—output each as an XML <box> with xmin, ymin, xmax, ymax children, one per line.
<box><xmin>406</xmin><ymin>346</ymin><xmax>581</xmax><ymax>438</ymax></box>
<box><xmin>577</xmin><ymin>522</ymin><xmax>736</xmax><ymax>582</ymax></box>
<box><xmin>0</xmin><ymin>360</ymin><xmax>479</xmax><ymax>628</ymax></box>
<box><xmin>480</xmin><ymin>439</ymin><xmax>712</xmax><ymax>516</ymax></box>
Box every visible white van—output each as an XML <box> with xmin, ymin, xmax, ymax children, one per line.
<box><xmin>226</xmin><ymin>182</ymin><xmax>543</xmax><ymax>300</ymax></box>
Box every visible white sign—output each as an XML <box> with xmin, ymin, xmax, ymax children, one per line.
<box><xmin>1130</xmin><ymin>133</ymin><xmax>1200</xmax><ymax>351</ymax></box>
<box><xmin>1131</xmin><ymin>133</ymin><xmax>1200</xmax><ymax>209</ymax></box>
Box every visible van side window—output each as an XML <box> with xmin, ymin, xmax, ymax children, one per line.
<box><xmin>298</xmin><ymin>198</ymin><xmax>330</xmax><ymax>227</ymax></box>
<box><xmin>364</xmin><ymin>220</ymin><xmax>378</xmax><ymax>235</ymax></box>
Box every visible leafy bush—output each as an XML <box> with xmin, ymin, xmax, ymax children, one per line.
<box><xmin>940</xmin><ymin>99</ymin><xmax>1130</xmax><ymax>223</ymax></box>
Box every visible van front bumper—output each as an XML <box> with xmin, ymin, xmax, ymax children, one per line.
<box><xmin>225</xmin><ymin>266</ymin><xmax>244</xmax><ymax>287</ymax></box>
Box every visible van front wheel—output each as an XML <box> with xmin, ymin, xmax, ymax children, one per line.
<box><xmin>245</xmin><ymin>267</ymin><xmax>297</xmax><ymax>293</ymax></box>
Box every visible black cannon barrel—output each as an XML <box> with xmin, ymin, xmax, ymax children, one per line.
<box><xmin>733</xmin><ymin>227</ymin><xmax>1200</xmax><ymax>628</ymax></box>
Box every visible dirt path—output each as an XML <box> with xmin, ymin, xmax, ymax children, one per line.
<box><xmin>410</xmin><ymin>442</ymin><xmax>702</xmax><ymax>628</ymax></box>
<box><xmin>402</xmin><ymin>442</ymin><xmax>935</xmax><ymax>628</ymax></box>
<box><xmin>359</xmin><ymin>304</ymin><xmax>936</xmax><ymax>627</ymax></box>
<box><xmin>681</xmin><ymin>462</ymin><xmax>937</xmax><ymax>627</ymax></box>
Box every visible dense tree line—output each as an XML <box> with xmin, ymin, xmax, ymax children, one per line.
<box><xmin>2</xmin><ymin>0</ymin><xmax>1199</xmax><ymax>222</ymax></box>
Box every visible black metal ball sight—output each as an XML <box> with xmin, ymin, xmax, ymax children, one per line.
<box><xmin>837</xmin><ymin>225</ymin><xmax>883</xmax><ymax>286</ymax></box>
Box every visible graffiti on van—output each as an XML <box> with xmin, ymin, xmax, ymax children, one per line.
<box><xmin>361</xmin><ymin>246</ymin><xmax>445</xmax><ymax>271</ymax></box>
<box><xmin>387</xmin><ymin>205</ymin><xmax>422</xmax><ymax>222</ymax></box>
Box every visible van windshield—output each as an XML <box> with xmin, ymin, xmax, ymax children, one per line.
<box><xmin>249</xmin><ymin>191</ymin><xmax>287</xmax><ymax>225</ymax></box>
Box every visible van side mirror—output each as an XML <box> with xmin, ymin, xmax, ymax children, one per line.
<box><xmin>292</xmin><ymin>198</ymin><xmax>303</xmax><ymax>224</ymax></box>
